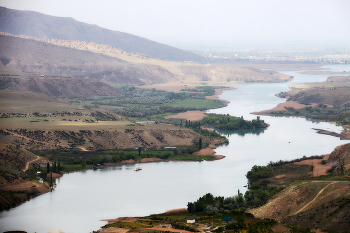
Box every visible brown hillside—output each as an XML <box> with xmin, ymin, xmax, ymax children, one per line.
<box><xmin>0</xmin><ymin>126</ymin><xmax>226</xmax><ymax>151</ymax></box>
<box><xmin>327</xmin><ymin>143</ymin><xmax>350</xmax><ymax>174</ymax></box>
<box><xmin>288</xmin><ymin>86</ymin><xmax>350</xmax><ymax>107</ymax></box>
<box><xmin>0</xmin><ymin>77</ymin><xmax>121</xmax><ymax>98</ymax></box>
<box><xmin>0</xmin><ymin>143</ymin><xmax>37</xmax><ymax>172</ymax></box>
<box><xmin>249</xmin><ymin>180</ymin><xmax>350</xmax><ymax>232</ymax></box>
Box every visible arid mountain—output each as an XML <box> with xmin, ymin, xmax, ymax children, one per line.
<box><xmin>0</xmin><ymin>33</ymin><xmax>290</xmax><ymax>86</ymax></box>
<box><xmin>0</xmin><ymin>7</ymin><xmax>206</xmax><ymax>63</ymax></box>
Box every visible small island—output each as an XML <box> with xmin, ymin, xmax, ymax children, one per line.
<box><xmin>199</xmin><ymin>113</ymin><xmax>268</xmax><ymax>130</ymax></box>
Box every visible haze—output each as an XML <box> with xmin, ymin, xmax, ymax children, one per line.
<box><xmin>1</xmin><ymin>0</ymin><xmax>349</xmax><ymax>50</ymax></box>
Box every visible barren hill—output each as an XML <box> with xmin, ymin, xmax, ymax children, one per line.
<box><xmin>0</xmin><ymin>6</ymin><xmax>206</xmax><ymax>63</ymax></box>
<box><xmin>0</xmin><ymin>126</ymin><xmax>225</xmax><ymax>151</ymax></box>
<box><xmin>0</xmin><ymin>33</ymin><xmax>290</xmax><ymax>86</ymax></box>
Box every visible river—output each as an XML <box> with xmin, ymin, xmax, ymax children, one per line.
<box><xmin>0</xmin><ymin>64</ymin><xmax>349</xmax><ymax>233</ymax></box>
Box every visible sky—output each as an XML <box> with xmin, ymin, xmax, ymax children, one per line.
<box><xmin>0</xmin><ymin>0</ymin><xmax>349</xmax><ymax>50</ymax></box>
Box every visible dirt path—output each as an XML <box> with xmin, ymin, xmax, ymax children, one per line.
<box><xmin>3</xmin><ymin>129</ymin><xmax>58</xmax><ymax>148</ymax></box>
<box><xmin>290</xmin><ymin>182</ymin><xmax>335</xmax><ymax>216</ymax></box>
<box><xmin>23</xmin><ymin>155</ymin><xmax>40</xmax><ymax>171</ymax></box>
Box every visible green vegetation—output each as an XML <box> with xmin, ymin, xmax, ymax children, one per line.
<box><xmin>270</xmin><ymin>104</ymin><xmax>350</xmax><ymax>125</ymax></box>
<box><xmin>180</xmin><ymin>86</ymin><xmax>217</xmax><ymax>96</ymax></box>
<box><xmin>75</xmin><ymin>85</ymin><xmax>225</xmax><ymax>119</ymax></box>
<box><xmin>30</xmin><ymin>145</ymin><xmax>217</xmax><ymax>170</ymax></box>
<box><xmin>199</xmin><ymin>113</ymin><xmax>268</xmax><ymax>130</ymax></box>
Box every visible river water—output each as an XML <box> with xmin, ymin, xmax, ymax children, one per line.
<box><xmin>1</xmin><ymin>64</ymin><xmax>349</xmax><ymax>233</ymax></box>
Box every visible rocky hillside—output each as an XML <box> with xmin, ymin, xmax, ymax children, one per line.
<box><xmin>0</xmin><ymin>143</ymin><xmax>37</xmax><ymax>172</ymax></box>
<box><xmin>0</xmin><ymin>76</ymin><xmax>121</xmax><ymax>98</ymax></box>
<box><xmin>250</xmin><ymin>180</ymin><xmax>350</xmax><ymax>232</ymax></box>
<box><xmin>327</xmin><ymin>143</ymin><xmax>350</xmax><ymax>174</ymax></box>
<box><xmin>0</xmin><ymin>126</ymin><xmax>225</xmax><ymax>151</ymax></box>
<box><xmin>0</xmin><ymin>7</ymin><xmax>206</xmax><ymax>63</ymax></box>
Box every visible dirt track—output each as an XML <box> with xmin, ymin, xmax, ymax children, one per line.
<box><xmin>290</xmin><ymin>182</ymin><xmax>335</xmax><ymax>216</ymax></box>
<box><xmin>23</xmin><ymin>155</ymin><xmax>40</xmax><ymax>171</ymax></box>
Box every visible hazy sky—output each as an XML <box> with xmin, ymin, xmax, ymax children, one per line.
<box><xmin>0</xmin><ymin>0</ymin><xmax>349</xmax><ymax>49</ymax></box>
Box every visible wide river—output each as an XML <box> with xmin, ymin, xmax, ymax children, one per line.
<box><xmin>1</xmin><ymin>64</ymin><xmax>349</xmax><ymax>233</ymax></box>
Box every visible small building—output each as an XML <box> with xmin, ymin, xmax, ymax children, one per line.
<box><xmin>222</xmin><ymin>216</ymin><xmax>235</xmax><ymax>224</ymax></box>
<box><xmin>187</xmin><ymin>216</ymin><xmax>196</xmax><ymax>224</ymax></box>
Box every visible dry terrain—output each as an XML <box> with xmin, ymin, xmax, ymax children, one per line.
<box><xmin>250</xmin><ymin>180</ymin><xmax>350</xmax><ymax>232</ymax></box>
<box><xmin>164</xmin><ymin>111</ymin><xmax>207</xmax><ymax>121</ymax></box>
<box><xmin>0</xmin><ymin>33</ymin><xmax>290</xmax><ymax>86</ymax></box>
<box><xmin>0</xmin><ymin>126</ymin><xmax>226</xmax><ymax>151</ymax></box>
<box><xmin>249</xmin><ymin>143</ymin><xmax>350</xmax><ymax>232</ymax></box>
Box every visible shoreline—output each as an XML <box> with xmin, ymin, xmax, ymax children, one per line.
<box><xmin>252</xmin><ymin>100</ymin><xmax>350</xmax><ymax>140</ymax></box>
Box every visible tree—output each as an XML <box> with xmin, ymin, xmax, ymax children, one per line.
<box><xmin>198</xmin><ymin>138</ymin><xmax>202</xmax><ymax>150</ymax></box>
<box><xmin>46</xmin><ymin>162</ymin><xmax>51</xmax><ymax>173</ymax></box>
<box><xmin>49</xmin><ymin>172</ymin><xmax>53</xmax><ymax>187</ymax></box>
<box><xmin>52</xmin><ymin>162</ymin><xmax>57</xmax><ymax>173</ymax></box>
<box><xmin>138</xmin><ymin>147</ymin><xmax>142</xmax><ymax>156</ymax></box>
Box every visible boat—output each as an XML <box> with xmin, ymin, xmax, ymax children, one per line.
<box><xmin>134</xmin><ymin>167</ymin><xmax>142</xmax><ymax>171</ymax></box>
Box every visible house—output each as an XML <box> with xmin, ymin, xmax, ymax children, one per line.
<box><xmin>222</xmin><ymin>216</ymin><xmax>235</xmax><ymax>224</ymax></box>
<box><xmin>187</xmin><ymin>216</ymin><xmax>196</xmax><ymax>224</ymax></box>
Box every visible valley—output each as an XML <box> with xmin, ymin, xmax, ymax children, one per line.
<box><xmin>0</xmin><ymin>6</ymin><xmax>350</xmax><ymax>233</ymax></box>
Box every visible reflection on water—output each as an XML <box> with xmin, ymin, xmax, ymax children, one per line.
<box><xmin>215</xmin><ymin>127</ymin><xmax>267</xmax><ymax>137</ymax></box>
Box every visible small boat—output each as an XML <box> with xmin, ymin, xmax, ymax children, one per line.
<box><xmin>134</xmin><ymin>167</ymin><xmax>142</xmax><ymax>171</ymax></box>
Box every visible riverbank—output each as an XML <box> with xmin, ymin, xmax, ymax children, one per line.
<box><xmin>251</xmin><ymin>101</ymin><xmax>350</xmax><ymax>140</ymax></box>
<box><xmin>0</xmin><ymin>179</ymin><xmax>52</xmax><ymax>210</ymax></box>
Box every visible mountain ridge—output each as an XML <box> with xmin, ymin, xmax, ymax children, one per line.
<box><xmin>0</xmin><ymin>6</ymin><xmax>206</xmax><ymax>62</ymax></box>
